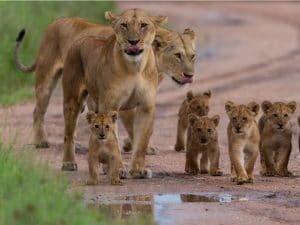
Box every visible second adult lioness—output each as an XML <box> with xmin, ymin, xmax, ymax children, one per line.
<box><xmin>225</xmin><ymin>101</ymin><xmax>260</xmax><ymax>185</ymax></box>
<box><xmin>259</xmin><ymin>101</ymin><xmax>296</xmax><ymax>177</ymax></box>
<box><xmin>62</xmin><ymin>9</ymin><xmax>165</xmax><ymax>178</ymax></box>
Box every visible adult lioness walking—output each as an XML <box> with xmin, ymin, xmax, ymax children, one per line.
<box><xmin>62</xmin><ymin>9</ymin><xmax>166</xmax><ymax>178</ymax></box>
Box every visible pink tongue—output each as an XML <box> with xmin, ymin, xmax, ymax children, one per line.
<box><xmin>182</xmin><ymin>76</ymin><xmax>193</xmax><ymax>84</ymax></box>
<box><xmin>127</xmin><ymin>45</ymin><xmax>140</xmax><ymax>54</ymax></box>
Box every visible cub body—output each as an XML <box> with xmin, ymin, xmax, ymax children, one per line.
<box><xmin>175</xmin><ymin>90</ymin><xmax>211</xmax><ymax>152</ymax></box>
<box><xmin>225</xmin><ymin>101</ymin><xmax>260</xmax><ymax>185</ymax></box>
<box><xmin>259</xmin><ymin>101</ymin><xmax>296</xmax><ymax>177</ymax></box>
<box><xmin>185</xmin><ymin>115</ymin><xmax>222</xmax><ymax>176</ymax></box>
<box><xmin>86</xmin><ymin>111</ymin><xmax>122</xmax><ymax>185</ymax></box>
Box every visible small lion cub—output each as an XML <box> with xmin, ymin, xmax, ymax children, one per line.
<box><xmin>259</xmin><ymin>101</ymin><xmax>297</xmax><ymax>177</ymax></box>
<box><xmin>225</xmin><ymin>101</ymin><xmax>260</xmax><ymax>185</ymax></box>
<box><xmin>175</xmin><ymin>90</ymin><xmax>212</xmax><ymax>152</ymax></box>
<box><xmin>185</xmin><ymin>114</ymin><xmax>222</xmax><ymax>176</ymax></box>
<box><xmin>86</xmin><ymin>111</ymin><xmax>122</xmax><ymax>185</ymax></box>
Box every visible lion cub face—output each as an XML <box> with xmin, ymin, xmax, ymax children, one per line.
<box><xmin>105</xmin><ymin>9</ymin><xmax>167</xmax><ymax>61</ymax></box>
<box><xmin>86</xmin><ymin>111</ymin><xmax>118</xmax><ymax>141</ymax></box>
<box><xmin>225</xmin><ymin>101</ymin><xmax>260</xmax><ymax>135</ymax></box>
<box><xmin>187</xmin><ymin>90</ymin><xmax>211</xmax><ymax>117</ymax></box>
<box><xmin>154</xmin><ymin>29</ymin><xmax>196</xmax><ymax>85</ymax></box>
<box><xmin>189</xmin><ymin>115</ymin><xmax>220</xmax><ymax>145</ymax></box>
<box><xmin>262</xmin><ymin>101</ymin><xmax>296</xmax><ymax>131</ymax></box>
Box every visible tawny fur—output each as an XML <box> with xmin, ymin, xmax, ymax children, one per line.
<box><xmin>185</xmin><ymin>115</ymin><xmax>222</xmax><ymax>176</ymax></box>
<box><xmin>259</xmin><ymin>101</ymin><xmax>296</xmax><ymax>177</ymax></box>
<box><xmin>225</xmin><ymin>101</ymin><xmax>260</xmax><ymax>185</ymax></box>
<box><xmin>86</xmin><ymin>111</ymin><xmax>123</xmax><ymax>185</ymax></box>
<box><xmin>175</xmin><ymin>90</ymin><xmax>211</xmax><ymax>152</ymax></box>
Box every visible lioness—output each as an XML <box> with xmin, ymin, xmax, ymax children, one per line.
<box><xmin>185</xmin><ymin>114</ymin><xmax>222</xmax><ymax>176</ymax></box>
<box><xmin>86</xmin><ymin>111</ymin><xmax>122</xmax><ymax>185</ymax></box>
<box><xmin>175</xmin><ymin>90</ymin><xmax>211</xmax><ymax>152</ymax></box>
<box><xmin>61</xmin><ymin>9</ymin><xmax>166</xmax><ymax>178</ymax></box>
<box><xmin>225</xmin><ymin>101</ymin><xmax>260</xmax><ymax>185</ymax></box>
<box><xmin>14</xmin><ymin>17</ymin><xmax>196</xmax><ymax>149</ymax></box>
<box><xmin>259</xmin><ymin>101</ymin><xmax>296</xmax><ymax>177</ymax></box>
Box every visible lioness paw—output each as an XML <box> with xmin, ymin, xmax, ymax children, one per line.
<box><xmin>130</xmin><ymin>168</ymin><xmax>152</xmax><ymax>179</ymax></box>
<box><xmin>210</xmin><ymin>169</ymin><xmax>223</xmax><ymax>176</ymax></box>
<box><xmin>61</xmin><ymin>162</ymin><xmax>78</xmax><ymax>171</ymax></box>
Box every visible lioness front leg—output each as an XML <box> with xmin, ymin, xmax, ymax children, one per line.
<box><xmin>175</xmin><ymin>117</ymin><xmax>187</xmax><ymax>152</ymax></box>
<box><xmin>130</xmin><ymin>106</ymin><xmax>154</xmax><ymax>179</ymax></box>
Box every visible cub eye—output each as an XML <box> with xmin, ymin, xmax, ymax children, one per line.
<box><xmin>197</xmin><ymin>106</ymin><xmax>201</xmax><ymax>110</ymax></box>
<box><xmin>121</xmin><ymin>23</ymin><xmax>127</xmax><ymax>29</ymax></box>
<box><xmin>207</xmin><ymin>128</ymin><xmax>212</xmax><ymax>133</ymax></box>
<box><xmin>175</xmin><ymin>53</ymin><xmax>182</xmax><ymax>60</ymax></box>
<box><xmin>232</xmin><ymin>117</ymin><xmax>237</xmax><ymax>121</ymax></box>
<box><xmin>284</xmin><ymin>114</ymin><xmax>288</xmax><ymax>118</ymax></box>
<box><xmin>197</xmin><ymin>128</ymin><xmax>202</xmax><ymax>132</ymax></box>
<box><xmin>141</xmin><ymin>23</ymin><xmax>148</xmax><ymax>28</ymax></box>
<box><xmin>242</xmin><ymin>117</ymin><xmax>247</xmax><ymax>122</ymax></box>
<box><xmin>94</xmin><ymin>125</ymin><xmax>99</xmax><ymax>129</ymax></box>
<box><xmin>273</xmin><ymin>114</ymin><xmax>278</xmax><ymax>118</ymax></box>
<box><xmin>105</xmin><ymin>125</ymin><xmax>110</xmax><ymax>129</ymax></box>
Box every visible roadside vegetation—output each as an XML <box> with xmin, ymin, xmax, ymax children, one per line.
<box><xmin>0</xmin><ymin>1</ymin><xmax>114</xmax><ymax>105</ymax></box>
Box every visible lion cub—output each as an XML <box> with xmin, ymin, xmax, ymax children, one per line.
<box><xmin>175</xmin><ymin>90</ymin><xmax>212</xmax><ymax>152</ymax></box>
<box><xmin>86</xmin><ymin>111</ymin><xmax>122</xmax><ymax>185</ymax></box>
<box><xmin>185</xmin><ymin>114</ymin><xmax>222</xmax><ymax>176</ymax></box>
<box><xmin>259</xmin><ymin>101</ymin><xmax>297</xmax><ymax>177</ymax></box>
<box><xmin>225</xmin><ymin>101</ymin><xmax>260</xmax><ymax>185</ymax></box>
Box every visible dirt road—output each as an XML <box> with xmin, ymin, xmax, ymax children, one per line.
<box><xmin>1</xmin><ymin>2</ymin><xmax>299</xmax><ymax>225</ymax></box>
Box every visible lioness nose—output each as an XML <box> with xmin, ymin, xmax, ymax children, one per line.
<box><xmin>128</xmin><ymin>39</ymin><xmax>139</xmax><ymax>45</ymax></box>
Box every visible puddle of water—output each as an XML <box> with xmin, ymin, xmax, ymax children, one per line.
<box><xmin>90</xmin><ymin>192</ymin><xmax>263</xmax><ymax>224</ymax></box>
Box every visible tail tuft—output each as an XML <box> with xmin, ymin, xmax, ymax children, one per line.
<box><xmin>16</xmin><ymin>29</ymin><xmax>26</xmax><ymax>42</ymax></box>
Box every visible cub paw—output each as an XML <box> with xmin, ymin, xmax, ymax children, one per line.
<box><xmin>200</xmin><ymin>169</ymin><xmax>209</xmax><ymax>174</ymax></box>
<box><xmin>35</xmin><ymin>141</ymin><xmax>50</xmax><ymax>149</ymax></box>
<box><xmin>260</xmin><ymin>170</ymin><xmax>276</xmax><ymax>177</ymax></box>
<box><xmin>86</xmin><ymin>178</ymin><xmax>99</xmax><ymax>185</ymax></box>
<box><xmin>210</xmin><ymin>170</ymin><xmax>223</xmax><ymax>176</ymax></box>
<box><xmin>130</xmin><ymin>168</ymin><xmax>152</xmax><ymax>179</ymax></box>
<box><xmin>175</xmin><ymin>144</ymin><xmax>185</xmax><ymax>152</ymax></box>
<box><xmin>277</xmin><ymin>170</ymin><xmax>293</xmax><ymax>177</ymax></box>
<box><xmin>61</xmin><ymin>162</ymin><xmax>78</xmax><ymax>171</ymax></box>
<box><xmin>236</xmin><ymin>176</ymin><xmax>248</xmax><ymax>185</ymax></box>
<box><xmin>110</xmin><ymin>178</ymin><xmax>123</xmax><ymax>185</ymax></box>
<box><xmin>185</xmin><ymin>167</ymin><xmax>199</xmax><ymax>175</ymax></box>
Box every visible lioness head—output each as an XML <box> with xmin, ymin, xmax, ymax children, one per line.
<box><xmin>187</xmin><ymin>90</ymin><xmax>211</xmax><ymax>117</ymax></box>
<box><xmin>154</xmin><ymin>28</ymin><xmax>196</xmax><ymax>85</ymax></box>
<box><xmin>86</xmin><ymin>111</ymin><xmax>118</xmax><ymax>141</ymax></box>
<box><xmin>189</xmin><ymin>115</ymin><xmax>220</xmax><ymax>145</ymax></box>
<box><xmin>105</xmin><ymin>9</ymin><xmax>167</xmax><ymax>62</ymax></box>
<box><xmin>225</xmin><ymin>101</ymin><xmax>260</xmax><ymax>135</ymax></box>
<box><xmin>261</xmin><ymin>101</ymin><xmax>297</xmax><ymax>131</ymax></box>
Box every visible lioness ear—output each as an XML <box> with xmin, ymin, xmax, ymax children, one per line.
<box><xmin>188</xmin><ymin>113</ymin><xmax>198</xmax><ymax>126</ymax></box>
<box><xmin>248</xmin><ymin>102</ymin><xmax>260</xmax><ymax>116</ymax></box>
<box><xmin>86</xmin><ymin>111</ymin><xmax>97</xmax><ymax>124</ymax></box>
<box><xmin>261</xmin><ymin>101</ymin><xmax>272</xmax><ymax>114</ymax></box>
<box><xmin>110</xmin><ymin>111</ymin><xmax>118</xmax><ymax>123</ymax></box>
<box><xmin>187</xmin><ymin>91</ymin><xmax>194</xmax><ymax>102</ymax></box>
<box><xmin>153</xmin><ymin>33</ymin><xmax>168</xmax><ymax>51</ymax></box>
<box><xmin>287</xmin><ymin>101</ymin><xmax>297</xmax><ymax>114</ymax></box>
<box><xmin>211</xmin><ymin>115</ymin><xmax>220</xmax><ymax>127</ymax></box>
<box><xmin>225</xmin><ymin>101</ymin><xmax>235</xmax><ymax>115</ymax></box>
<box><xmin>203</xmin><ymin>90</ymin><xmax>212</xmax><ymax>99</ymax></box>
<box><xmin>105</xmin><ymin>11</ymin><xmax>118</xmax><ymax>24</ymax></box>
<box><xmin>183</xmin><ymin>28</ymin><xmax>196</xmax><ymax>41</ymax></box>
<box><xmin>152</xmin><ymin>15</ymin><xmax>168</xmax><ymax>26</ymax></box>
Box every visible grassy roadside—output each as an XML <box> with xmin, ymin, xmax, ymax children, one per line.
<box><xmin>0</xmin><ymin>1</ymin><xmax>114</xmax><ymax>105</ymax></box>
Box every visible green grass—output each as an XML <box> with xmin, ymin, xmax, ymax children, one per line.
<box><xmin>0</xmin><ymin>1</ymin><xmax>115</xmax><ymax>105</ymax></box>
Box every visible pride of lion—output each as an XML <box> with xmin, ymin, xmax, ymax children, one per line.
<box><xmin>14</xmin><ymin>8</ymin><xmax>298</xmax><ymax>185</ymax></box>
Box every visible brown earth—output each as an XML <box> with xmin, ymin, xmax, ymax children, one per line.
<box><xmin>1</xmin><ymin>2</ymin><xmax>299</xmax><ymax>225</ymax></box>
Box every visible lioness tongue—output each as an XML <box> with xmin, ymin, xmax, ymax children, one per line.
<box><xmin>182</xmin><ymin>76</ymin><xmax>193</xmax><ymax>84</ymax></box>
<box><xmin>127</xmin><ymin>45</ymin><xmax>140</xmax><ymax>54</ymax></box>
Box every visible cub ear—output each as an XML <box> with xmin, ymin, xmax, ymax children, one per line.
<box><xmin>261</xmin><ymin>101</ymin><xmax>272</xmax><ymax>114</ymax></box>
<box><xmin>287</xmin><ymin>101</ymin><xmax>297</xmax><ymax>114</ymax></box>
<box><xmin>247</xmin><ymin>101</ymin><xmax>260</xmax><ymax>116</ymax></box>
<box><xmin>110</xmin><ymin>111</ymin><xmax>118</xmax><ymax>123</ymax></box>
<box><xmin>152</xmin><ymin>15</ymin><xmax>168</xmax><ymax>26</ymax></box>
<box><xmin>211</xmin><ymin>115</ymin><xmax>220</xmax><ymax>127</ymax></box>
<box><xmin>86</xmin><ymin>111</ymin><xmax>97</xmax><ymax>124</ymax></box>
<box><xmin>183</xmin><ymin>28</ymin><xmax>196</xmax><ymax>41</ymax></box>
<box><xmin>187</xmin><ymin>91</ymin><xmax>194</xmax><ymax>102</ymax></box>
<box><xmin>105</xmin><ymin>11</ymin><xmax>118</xmax><ymax>24</ymax></box>
<box><xmin>225</xmin><ymin>101</ymin><xmax>235</xmax><ymax>115</ymax></box>
<box><xmin>203</xmin><ymin>90</ymin><xmax>212</xmax><ymax>99</ymax></box>
<box><xmin>188</xmin><ymin>113</ymin><xmax>198</xmax><ymax>126</ymax></box>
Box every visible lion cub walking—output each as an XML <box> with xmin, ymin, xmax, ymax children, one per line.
<box><xmin>86</xmin><ymin>111</ymin><xmax>122</xmax><ymax>185</ymax></box>
<box><xmin>185</xmin><ymin>114</ymin><xmax>222</xmax><ymax>176</ymax></box>
<box><xmin>225</xmin><ymin>101</ymin><xmax>260</xmax><ymax>185</ymax></box>
<box><xmin>259</xmin><ymin>101</ymin><xmax>297</xmax><ymax>177</ymax></box>
<box><xmin>175</xmin><ymin>90</ymin><xmax>212</xmax><ymax>152</ymax></box>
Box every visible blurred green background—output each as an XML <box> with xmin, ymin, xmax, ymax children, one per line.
<box><xmin>0</xmin><ymin>1</ymin><xmax>115</xmax><ymax>105</ymax></box>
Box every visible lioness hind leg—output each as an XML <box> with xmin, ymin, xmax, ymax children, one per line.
<box><xmin>33</xmin><ymin>64</ymin><xmax>62</xmax><ymax>148</ymax></box>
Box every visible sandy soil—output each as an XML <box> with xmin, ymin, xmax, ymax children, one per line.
<box><xmin>1</xmin><ymin>2</ymin><xmax>299</xmax><ymax>225</ymax></box>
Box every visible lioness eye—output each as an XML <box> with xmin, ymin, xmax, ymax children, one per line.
<box><xmin>94</xmin><ymin>125</ymin><xmax>99</xmax><ymax>129</ymax></box>
<box><xmin>141</xmin><ymin>23</ymin><xmax>148</xmax><ymax>28</ymax></box>
<box><xmin>175</xmin><ymin>53</ymin><xmax>182</xmax><ymax>60</ymax></box>
<box><xmin>207</xmin><ymin>128</ymin><xmax>212</xmax><ymax>133</ymax></box>
<box><xmin>121</xmin><ymin>23</ymin><xmax>127</xmax><ymax>28</ymax></box>
<box><xmin>273</xmin><ymin>114</ymin><xmax>278</xmax><ymax>118</ymax></box>
<box><xmin>105</xmin><ymin>125</ymin><xmax>110</xmax><ymax>129</ymax></box>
